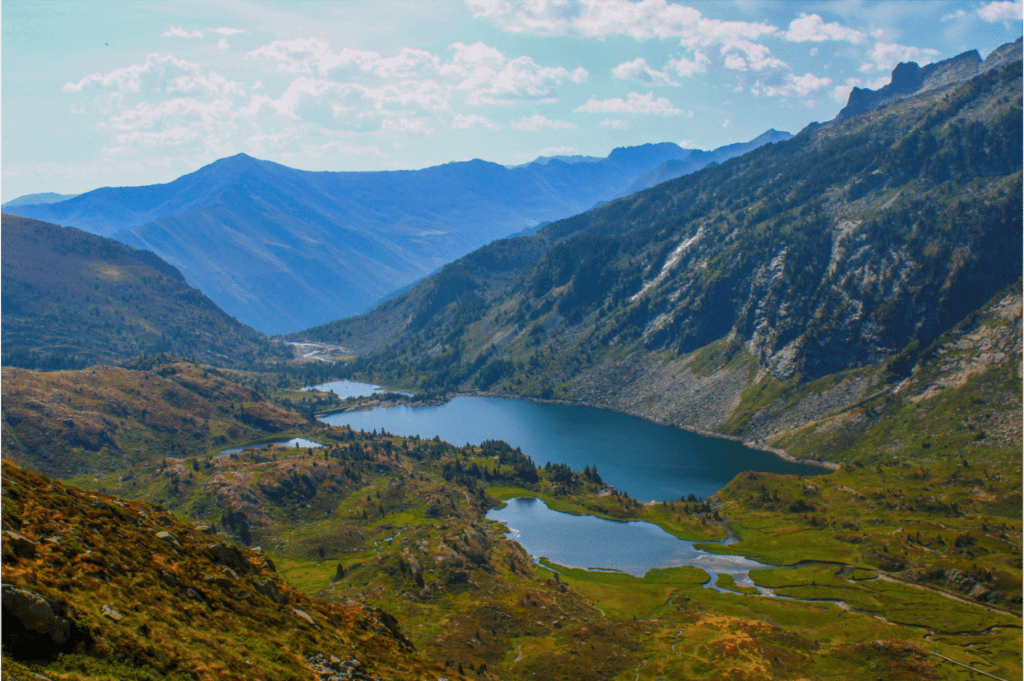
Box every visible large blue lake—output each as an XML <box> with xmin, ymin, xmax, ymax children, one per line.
<box><xmin>313</xmin><ymin>383</ymin><xmax>823</xmax><ymax>502</ymax></box>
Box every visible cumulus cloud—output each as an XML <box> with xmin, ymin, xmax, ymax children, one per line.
<box><xmin>783</xmin><ymin>13</ymin><xmax>865</xmax><ymax>44</ymax></box>
<box><xmin>465</xmin><ymin>0</ymin><xmax>776</xmax><ymax>48</ymax></box>
<box><xmin>248</xmin><ymin>38</ymin><xmax>583</xmax><ymax>106</ymax></box>
<box><xmin>752</xmin><ymin>72</ymin><xmax>831</xmax><ymax>98</ymax></box>
<box><xmin>612</xmin><ymin>58</ymin><xmax>679</xmax><ymax>86</ymax></box>
<box><xmin>863</xmin><ymin>42</ymin><xmax>940</xmax><ymax>72</ymax></box>
<box><xmin>163</xmin><ymin>26</ymin><xmax>204</xmax><ymax>38</ymax></box>
<box><xmin>163</xmin><ymin>26</ymin><xmax>246</xmax><ymax>49</ymax></box>
<box><xmin>941</xmin><ymin>9</ymin><xmax>968</xmax><ymax>22</ymax></box>
<box><xmin>666</xmin><ymin>51</ymin><xmax>710</xmax><ymax>76</ymax></box>
<box><xmin>721</xmin><ymin>40</ymin><xmax>787</xmax><ymax>71</ymax></box>
<box><xmin>511</xmin><ymin>114</ymin><xmax>576</xmax><ymax>130</ymax></box>
<box><xmin>301</xmin><ymin>140</ymin><xmax>384</xmax><ymax>156</ymax></box>
<box><xmin>978</xmin><ymin>1</ymin><xmax>1023</xmax><ymax>21</ymax></box>
<box><xmin>443</xmin><ymin>41</ymin><xmax>507</xmax><ymax>76</ymax></box>
<box><xmin>600</xmin><ymin>118</ymin><xmax>631</xmax><ymax>129</ymax></box>
<box><xmin>248</xmin><ymin>39</ymin><xmax>387</xmax><ymax>76</ymax></box>
<box><xmin>63</xmin><ymin>53</ymin><xmax>205</xmax><ymax>93</ymax></box>
<box><xmin>377</xmin><ymin>117</ymin><xmax>436</xmax><ymax>136</ymax></box>
<box><xmin>460</xmin><ymin>56</ymin><xmax>586</xmax><ymax>104</ymax></box>
<box><xmin>451</xmin><ymin>113</ymin><xmax>502</xmax><ymax>129</ymax></box>
<box><xmin>574</xmin><ymin>91</ymin><xmax>684</xmax><ymax>115</ymax></box>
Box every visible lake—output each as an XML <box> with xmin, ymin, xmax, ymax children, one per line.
<box><xmin>315</xmin><ymin>390</ymin><xmax>823</xmax><ymax>502</ymax></box>
<box><xmin>487</xmin><ymin>497</ymin><xmax>773</xmax><ymax>581</ymax></box>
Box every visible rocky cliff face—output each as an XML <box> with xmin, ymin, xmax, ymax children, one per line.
<box><xmin>837</xmin><ymin>37</ymin><xmax>1021</xmax><ymax>121</ymax></box>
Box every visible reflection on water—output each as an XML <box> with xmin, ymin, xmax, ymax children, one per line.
<box><xmin>487</xmin><ymin>497</ymin><xmax>774</xmax><ymax>581</ymax></box>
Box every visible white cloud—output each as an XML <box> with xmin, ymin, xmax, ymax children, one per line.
<box><xmin>941</xmin><ymin>9</ymin><xmax>968</xmax><ymax>22</ymax></box>
<box><xmin>247</xmin><ymin>38</ymin><xmax>384</xmax><ymax>76</ymax></box>
<box><xmin>722</xmin><ymin>118</ymin><xmax>729</xmax><ymax>128</ymax></box>
<box><xmin>864</xmin><ymin>42</ymin><xmax>940</xmax><ymax>72</ymax></box>
<box><xmin>211</xmin><ymin>27</ymin><xmax>246</xmax><ymax>37</ymax></box>
<box><xmin>600</xmin><ymin>118</ymin><xmax>631</xmax><ymax>129</ymax></box>
<box><xmin>666</xmin><ymin>51</ymin><xmax>710</xmax><ymax>76</ymax></box>
<box><xmin>752</xmin><ymin>72</ymin><xmax>831</xmax><ymax>98</ymax></box>
<box><xmin>301</xmin><ymin>140</ymin><xmax>384</xmax><ymax>156</ymax></box>
<box><xmin>377</xmin><ymin>117</ymin><xmax>436</xmax><ymax>136</ymax></box>
<box><xmin>511</xmin><ymin>114</ymin><xmax>576</xmax><ymax>130</ymax></box>
<box><xmin>783</xmin><ymin>13</ymin><xmax>865</xmax><ymax>44</ymax></box>
<box><xmin>466</xmin><ymin>0</ymin><xmax>776</xmax><ymax>48</ymax></box>
<box><xmin>248</xmin><ymin>37</ymin><xmax>583</xmax><ymax>107</ymax></box>
<box><xmin>978</xmin><ymin>1</ymin><xmax>1023</xmax><ymax>21</ymax></box>
<box><xmin>113</xmin><ymin>125</ymin><xmax>204</xmax><ymax>148</ymax></box>
<box><xmin>452</xmin><ymin>113</ymin><xmax>502</xmax><ymax>129</ymax></box>
<box><xmin>359</xmin><ymin>80</ymin><xmax>453</xmax><ymax>114</ymax></box>
<box><xmin>574</xmin><ymin>91</ymin><xmax>683</xmax><ymax>115</ymax></box>
<box><xmin>721</xmin><ymin>40</ymin><xmax>787</xmax><ymax>71</ymax></box>
<box><xmin>162</xmin><ymin>26</ymin><xmax>246</xmax><ymax>49</ymax></box>
<box><xmin>63</xmin><ymin>53</ymin><xmax>202</xmax><ymax>93</ymax></box>
<box><xmin>163</xmin><ymin>26</ymin><xmax>203</xmax><ymax>38</ymax></box>
<box><xmin>612</xmin><ymin>57</ymin><xmax>679</xmax><ymax>86</ymax></box>
<box><xmin>443</xmin><ymin>41</ymin><xmax>507</xmax><ymax>76</ymax></box>
<box><xmin>106</xmin><ymin>97</ymin><xmax>234</xmax><ymax>132</ymax></box>
<box><xmin>460</xmin><ymin>56</ymin><xmax>585</xmax><ymax>104</ymax></box>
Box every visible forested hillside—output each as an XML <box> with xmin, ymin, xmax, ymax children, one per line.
<box><xmin>0</xmin><ymin>216</ymin><xmax>289</xmax><ymax>370</ymax></box>
<box><xmin>299</xmin><ymin>60</ymin><xmax>1022</xmax><ymax>458</ymax></box>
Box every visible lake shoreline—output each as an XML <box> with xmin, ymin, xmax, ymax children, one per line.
<box><xmin>313</xmin><ymin>385</ymin><xmax>840</xmax><ymax>473</ymax></box>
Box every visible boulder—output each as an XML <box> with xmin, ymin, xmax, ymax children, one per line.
<box><xmin>1</xmin><ymin>585</ymin><xmax>70</xmax><ymax>644</ymax></box>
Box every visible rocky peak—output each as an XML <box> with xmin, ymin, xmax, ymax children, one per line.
<box><xmin>836</xmin><ymin>38</ymin><xmax>1019</xmax><ymax>121</ymax></box>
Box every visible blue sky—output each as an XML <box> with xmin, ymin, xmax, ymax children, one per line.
<box><xmin>2</xmin><ymin>0</ymin><xmax>1021</xmax><ymax>202</ymax></box>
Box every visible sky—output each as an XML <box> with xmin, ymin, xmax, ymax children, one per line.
<box><xmin>2</xmin><ymin>0</ymin><xmax>1021</xmax><ymax>202</ymax></box>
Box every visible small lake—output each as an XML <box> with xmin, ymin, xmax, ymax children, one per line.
<box><xmin>318</xmin><ymin>392</ymin><xmax>823</xmax><ymax>502</ymax></box>
<box><xmin>488</xmin><ymin>497</ymin><xmax>773</xmax><ymax>581</ymax></box>
<box><xmin>307</xmin><ymin>379</ymin><xmax>413</xmax><ymax>399</ymax></box>
<box><xmin>216</xmin><ymin>437</ymin><xmax>324</xmax><ymax>457</ymax></box>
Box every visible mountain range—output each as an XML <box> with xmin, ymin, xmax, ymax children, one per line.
<box><xmin>3</xmin><ymin>133</ymin><xmax>789</xmax><ymax>335</ymax></box>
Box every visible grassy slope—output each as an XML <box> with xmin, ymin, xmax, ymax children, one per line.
<box><xmin>2</xmin><ymin>360</ymin><xmax>1020</xmax><ymax>680</ymax></box>
<box><xmin>0</xmin><ymin>461</ymin><xmax>450</xmax><ymax>681</ymax></box>
<box><xmin>0</xmin><ymin>362</ymin><xmax>305</xmax><ymax>480</ymax></box>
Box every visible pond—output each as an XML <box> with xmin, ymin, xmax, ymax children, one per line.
<box><xmin>316</xmin><ymin>390</ymin><xmax>823</xmax><ymax>502</ymax></box>
<box><xmin>216</xmin><ymin>437</ymin><xmax>324</xmax><ymax>457</ymax></box>
<box><xmin>487</xmin><ymin>497</ymin><xmax>773</xmax><ymax>582</ymax></box>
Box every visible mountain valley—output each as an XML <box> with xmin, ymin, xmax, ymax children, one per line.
<box><xmin>2</xmin><ymin>38</ymin><xmax>1022</xmax><ymax>681</ymax></box>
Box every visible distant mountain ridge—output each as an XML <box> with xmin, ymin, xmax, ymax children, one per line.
<box><xmin>1</xmin><ymin>192</ymin><xmax>80</xmax><ymax>209</ymax></box>
<box><xmin>4</xmin><ymin>134</ymin><xmax>786</xmax><ymax>335</ymax></box>
<box><xmin>626</xmin><ymin>129</ymin><xmax>793</xmax><ymax>193</ymax></box>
